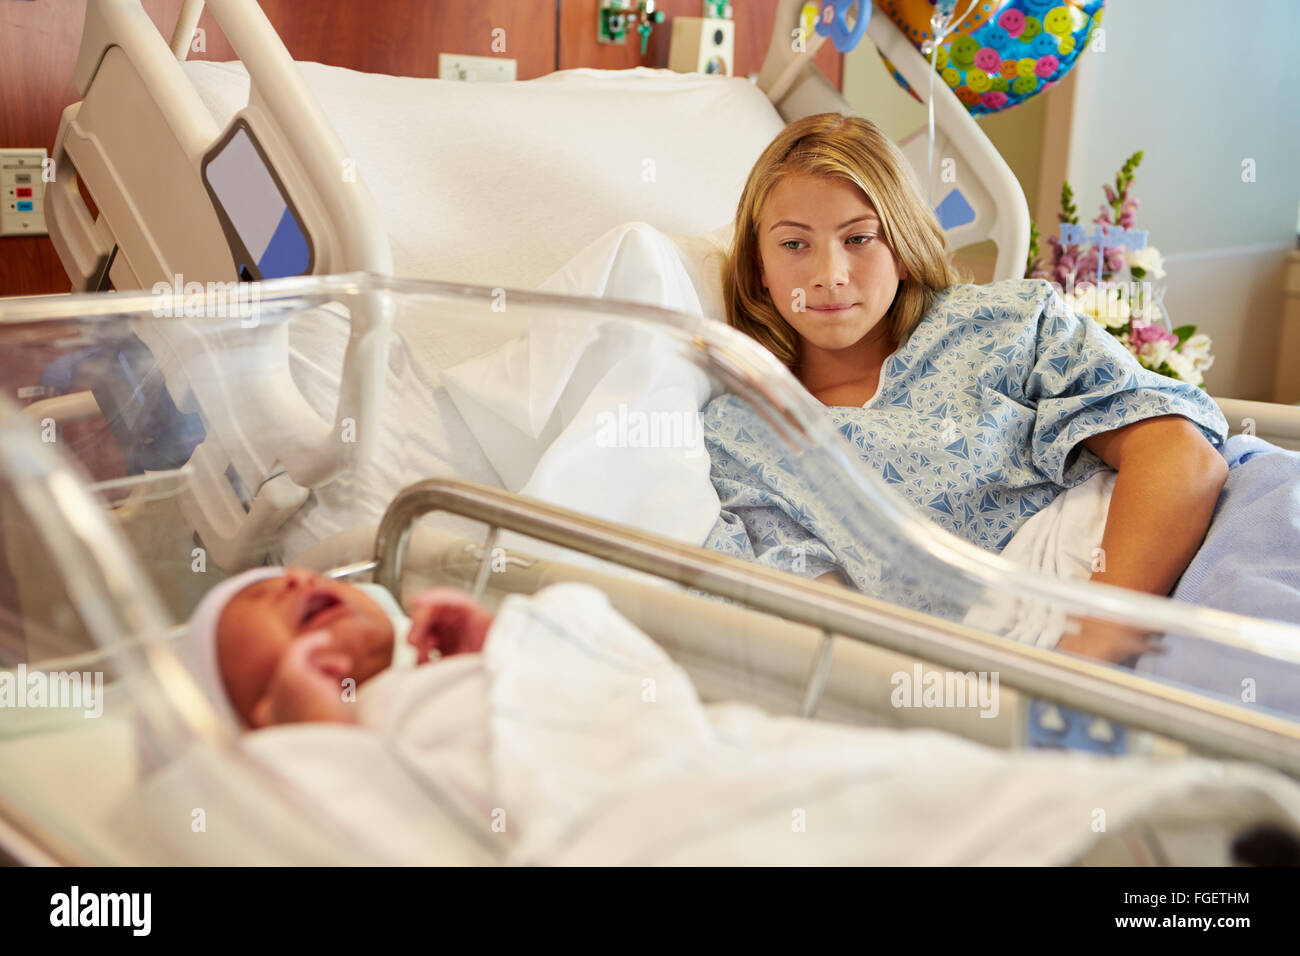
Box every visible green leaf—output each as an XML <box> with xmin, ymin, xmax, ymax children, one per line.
<box><xmin>1025</xmin><ymin>221</ymin><xmax>1041</xmax><ymax>278</ymax></box>
<box><xmin>1172</xmin><ymin>324</ymin><xmax>1195</xmax><ymax>346</ymax></box>
<box><xmin>1060</xmin><ymin>182</ymin><xmax>1077</xmax><ymax>224</ymax></box>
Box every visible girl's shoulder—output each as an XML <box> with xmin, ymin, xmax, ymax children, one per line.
<box><xmin>916</xmin><ymin>278</ymin><xmax>1058</xmax><ymax>341</ymax></box>
<box><xmin>929</xmin><ymin>277</ymin><xmax>1055</xmax><ymax>320</ymax></box>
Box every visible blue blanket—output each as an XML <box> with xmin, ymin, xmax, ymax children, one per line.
<box><xmin>1136</xmin><ymin>435</ymin><xmax>1300</xmax><ymax>716</ymax></box>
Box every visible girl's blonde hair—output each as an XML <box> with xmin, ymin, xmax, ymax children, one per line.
<box><xmin>723</xmin><ymin>112</ymin><xmax>959</xmax><ymax>371</ymax></box>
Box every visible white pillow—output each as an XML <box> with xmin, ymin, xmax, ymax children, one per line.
<box><xmin>442</xmin><ymin>221</ymin><xmax>724</xmax><ymax>546</ymax></box>
<box><xmin>537</xmin><ymin>220</ymin><xmax>732</xmax><ymax>320</ymax></box>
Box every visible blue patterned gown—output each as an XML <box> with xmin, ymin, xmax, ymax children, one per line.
<box><xmin>702</xmin><ymin>279</ymin><xmax>1230</xmax><ymax>601</ymax></box>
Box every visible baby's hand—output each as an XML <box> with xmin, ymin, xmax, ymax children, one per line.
<box><xmin>406</xmin><ymin>588</ymin><xmax>494</xmax><ymax>663</ymax></box>
<box><xmin>253</xmin><ymin>631</ymin><xmax>359</xmax><ymax>727</ymax></box>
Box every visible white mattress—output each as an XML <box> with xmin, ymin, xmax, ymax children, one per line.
<box><xmin>180</xmin><ymin>61</ymin><xmax>787</xmax><ymax>290</ymax></box>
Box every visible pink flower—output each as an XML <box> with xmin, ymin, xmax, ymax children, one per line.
<box><xmin>1120</xmin><ymin>198</ymin><xmax>1139</xmax><ymax>229</ymax></box>
<box><xmin>1077</xmin><ymin>249</ymin><xmax>1099</xmax><ymax>278</ymax></box>
<box><xmin>1103</xmin><ymin>183</ymin><xmax>1117</xmax><ymax>205</ymax></box>
<box><xmin>1052</xmin><ymin>244</ymin><xmax>1079</xmax><ymax>287</ymax></box>
<box><xmin>1130</xmin><ymin>319</ymin><xmax>1176</xmax><ymax>349</ymax></box>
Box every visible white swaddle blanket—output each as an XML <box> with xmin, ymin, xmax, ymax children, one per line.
<box><xmin>204</xmin><ymin>582</ymin><xmax>1300</xmax><ymax>865</ymax></box>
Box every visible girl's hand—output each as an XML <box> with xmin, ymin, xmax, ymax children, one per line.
<box><xmin>1056</xmin><ymin>617</ymin><xmax>1163</xmax><ymax>666</ymax></box>
<box><xmin>251</xmin><ymin>631</ymin><xmax>359</xmax><ymax>727</ymax></box>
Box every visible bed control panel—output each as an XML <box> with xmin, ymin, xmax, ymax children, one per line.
<box><xmin>1026</xmin><ymin>698</ymin><xmax>1128</xmax><ymax>755</ymax></box>
<box><xmin>0</xmin><ymin>148</ymin><xmax>48</xmax><ymax>237</ymax></box>
<box><xmin>201</xmin><ymin>122</ymin><xmax>314</xmax><ymax>281</ymax></box>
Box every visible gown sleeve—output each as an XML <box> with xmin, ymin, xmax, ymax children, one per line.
<box><xmin>1024</xmin><ymin>280</ymin><xmax>1229</xmax><ymax>487</ymax></box>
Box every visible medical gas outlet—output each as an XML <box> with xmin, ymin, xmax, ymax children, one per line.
<box><xmin>1</xmin><ymin>149</ymin><xmax>48</xmax><ymax>238</ymax></box>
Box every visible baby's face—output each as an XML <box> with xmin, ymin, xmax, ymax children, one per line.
<box><xmin>757</xmin><ymin>174</ymin><xmax>906</xmax><ymax>357</ymax></box>
<box><xmin>216</xmin><ymin>568</ymin><xmax>394</xmax><ymax>726</ymax></box>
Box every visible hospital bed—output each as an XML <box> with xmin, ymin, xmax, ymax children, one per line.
<box><xmin>41</xmin><ymin>0</ymin><xmax>1300</xmax><ymax>566</ymax></box>
<box><xmin>2</xmin><ymin>0</ymin><xmax>1299</xmax><ymax>864</ymax></box>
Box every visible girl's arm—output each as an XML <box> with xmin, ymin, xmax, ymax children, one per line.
<box><xmin>1082</xmin><ymin>414</ymin><xmax>1227</xmax><ymax>595</ymax></box>
<box><xmin>1056</xmin><ymin>415</ymin><xmax>1227</xmax><ymax>662</ymax></box>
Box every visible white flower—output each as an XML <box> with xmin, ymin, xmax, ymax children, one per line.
<box><xmin>1139</xmin><ymin>338</ymin><xmax>1174</xmax><ymax>369</ymax></box>
<box><xmin>1127</xmin><ymin>245</ymin><xmax>1166</xmax><ymax>279</ymax></box>
<box><xmin>1183</xmin><ymin>332</ymin><xmax>1214</xmax><ymax>371</ymax></box>
<box><xmin>1164</xmin><ymin>349</ymin><xmax>1203</xmax><ymax>387</ymax></box>
<box><xmin>1065</xmin><ymin>284</ymin><xmax>1130</xmax><ymax>329</ymax></box>
<box><xmin>1061</xmin><ymin>286</ymin><xmax>1092</xmax><ymax>316</ymax></box>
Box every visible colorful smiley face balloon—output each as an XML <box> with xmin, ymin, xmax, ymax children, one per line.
<box><xmin>948</xmin><ymin>34</ymin><xmax>980</xmax><ymax>68</ymax></box>
<box><xmin>877</xmin><ymin>0</ymin><xmax>1105</xmax><ymax>116</ymax></box>
<box><xmin>1028</xmin><ymin>33</ymin><xmax>1059</xmax><ymax>57</ymax></box>
<box><xmin>998</xmin><ymin>8</ymin><xmax>1025</xmax><ymax>35</ymax></box>
<box><xmin>1043</xmin><ymin>5</ymin><xmax>1075</xmax><ymax>35</ymax></box>
<box><xmin>974</xmin><ymin>46</ymin><xmax>1002</xmax><ymax>72</ymax></box>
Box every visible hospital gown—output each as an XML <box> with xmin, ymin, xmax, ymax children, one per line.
<box><xmin>702</xmin><ymin>278</ymin><xmax>1229</xmax><ymax>606</ymax></box>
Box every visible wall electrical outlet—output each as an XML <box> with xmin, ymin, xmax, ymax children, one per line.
<box><xmin>438</xmin><ymin>54</ymin><xmax>516</xmax><ymax>82</ymax></box>
<box><xmin>1</xmin><ymin>148</ymin><xmax>49</xmax><ymax>238</ymax></box>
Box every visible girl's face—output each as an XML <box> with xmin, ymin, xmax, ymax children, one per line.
<box><xmin>757</xmin><ymin>173</ymin><xmax>906</xmax><ymax>356</ymax></box>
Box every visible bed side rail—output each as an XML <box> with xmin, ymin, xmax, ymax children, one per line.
<box><xmin>48</xmin><ymin>0</ymin><xmax>396</xmax><ymax>568</ymax></box>
<box><xmin>61</xmin><ymin>0</ymin><xmax>392</xmax><ymax>283</ymax></box>
<box><xmin>373</xmin><ymin>477</ymin><xmax>1300</xmax><ymax>779</ymax></box>
<box><xmin>1215</xmin><ymin>396</ymin><xmax>1300</xmax><ymax>451</ymax></box>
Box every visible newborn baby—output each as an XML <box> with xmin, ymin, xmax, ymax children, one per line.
<box><xmin>184</xmin><ymin>566</ymin><xmax>495</xmax><ymax>728</ymax></box>
<box><xmin>170</xmin><ymin>568</ymin><xmax>1300</xmax><ymax>866</ymax></box>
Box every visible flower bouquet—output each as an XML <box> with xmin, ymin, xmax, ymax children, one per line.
<box><xmin>1025</xmin><ymin>151</ymin><xmax>1214</xmax><ymax>387</ymax></box>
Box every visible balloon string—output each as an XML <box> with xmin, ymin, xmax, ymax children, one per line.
<box><xmin>925</xmin><ymin>0</ymin><xmax>980</xmax><ymax>211</ymax></box>
<box><xmin>927</xmin><ymin>44</ymin><xmax>937</xmax><ymax>210</ymax></box>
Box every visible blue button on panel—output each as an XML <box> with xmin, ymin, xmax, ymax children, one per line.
<box><xmin>16</xmin><ymin>201</ymin><xmax>34</xmax><ymax>212</ymax></box>
<box><xmin>1027</xmin><ymin>699</ymin><xmax>1128</xmax><ymax>754</ymax></box>
<box><xmin>934</xmin><ymin>188</ymin><xmax>976</xmax><ymax>230</ymax></box>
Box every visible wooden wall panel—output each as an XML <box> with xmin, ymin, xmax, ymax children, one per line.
<box><xmin>0</xmin><ymin>0</ymin><xmax>84</xmax><ymax>297</ymax></box>
<box><xmin>168</xmin><ymin>0</ymin><xmax>555</xmax><ymax>79</ymax></box>
<box><xmin>558</xmin><ymin>0</ymin><xmax>841</xmax><ymax>87</ymax></box>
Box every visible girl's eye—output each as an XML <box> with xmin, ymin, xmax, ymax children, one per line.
<box><xmin>780</xmin><ymin>235</ymin><xmax>876</xmax><ymax>251</ymax></box>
